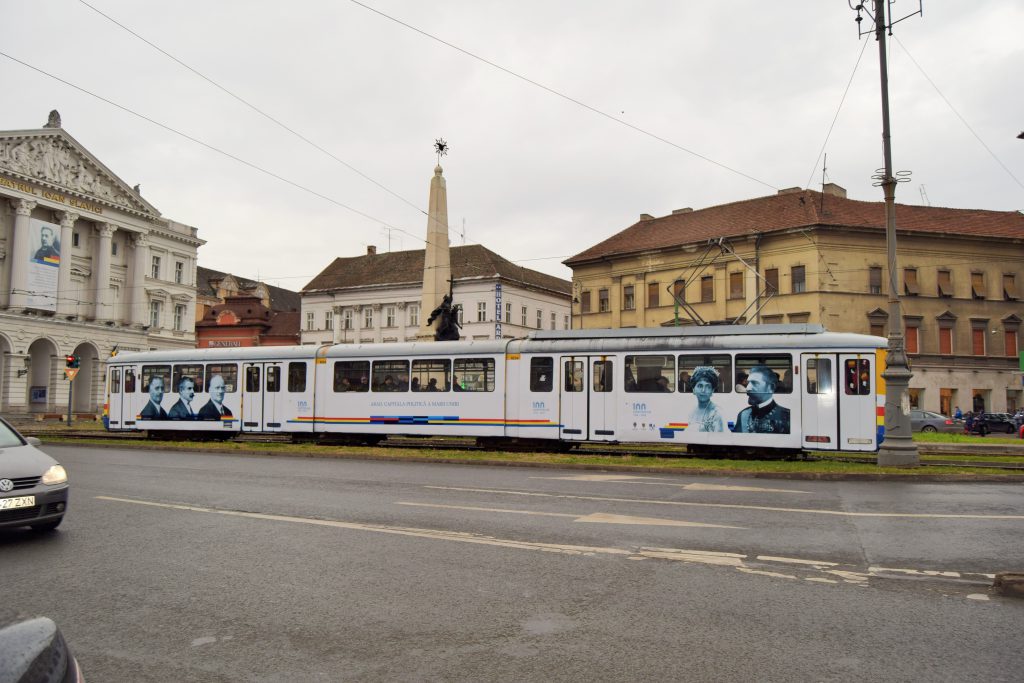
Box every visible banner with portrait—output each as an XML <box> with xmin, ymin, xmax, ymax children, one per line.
<box><xmin>27</xmin><ymin>218</ymin><xmax>60</xmax><ymax>312</ymax></box>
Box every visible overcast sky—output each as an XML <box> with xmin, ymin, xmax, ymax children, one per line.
<box><xmin>3</xmin><ymin>1</ymin><xmax>1021</xmax><ymax>289</ymax></box>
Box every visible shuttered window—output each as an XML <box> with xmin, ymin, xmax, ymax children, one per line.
<box><xmin>971</xmin><ymin>272</ymin><xmax>985</xmax><ymax>299</ymax></box>
<box><xmin>729</xmin><ymin>272</ymin><xmax>744</xmax><ymax>299</ymax></box>
<box><xmin>972</xmin><ymin>328</ymin><xmax>986</xmax><ymax>356</ymax></box>
<box><xmin>938</xmin><ymin>327</ymin><xmax>953</xmax><ymax>355</ymax></box>
<box><xmin>701</xmin><ymin>276</ymin><xmax>714</xmax><ymax>302</ymax></box>
<box><xmin>905</xmin><ymin>326</ymin><xmax>919</xmax><ymax>354</ymax></box>
<box><xmin>869</xmin><ymin>266</ymin><xmax>882</xmax><ymax>294</ymax></box>
<box><xmin>1003</xmin><ymin>274</ymin><xmax>1017</xmax><ymax>301</ymax></box>
<box><xmin>904</xmin><ymin>268</ymin><xmax>919</xmax><ymax>295</ymax></box>
<box><xmin>937</xmin><ymin>270</ymin><xmax>953</xmax><ymax>297</ymax></box>
<box><xmin>764</xmin><ymin>268</ymin><xmax>779</xmax><ymax>294</ymax></box>
<box><xmin>1006</xmin><ymin>330</ymin><xmax>1019</xmax><ymax>358</ymax></box>
<box><xmin>648</xmin><ymin>282</ymin><xmax>660</xmax><ymax>308</ymax></box>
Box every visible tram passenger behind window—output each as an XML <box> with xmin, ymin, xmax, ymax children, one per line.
<box><xmin>338</xmin><ymin>377</ymin><xmax>352</xmax><ymax>392</ymax></box>
<box><xmin>678</xmin><ymin>371</ymin><xmax>691</xmax><ymax>392</ymax></box>
<box><xmin>426</xmin><ymin>378</ymin><xmax>439</xmax><ymax>391</ymax></box>
<box><xmin>411</xmin><ymin>378</ymin><xmax>420</xmax><ymax>392</ymax></box>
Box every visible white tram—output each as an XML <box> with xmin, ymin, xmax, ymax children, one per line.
<box><xmin>104</xmin><ymin>325</ymin><xmax>887</xmax><ymax>454</ymax></box>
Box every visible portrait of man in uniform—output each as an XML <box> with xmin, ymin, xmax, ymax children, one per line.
<box><xmin>732</xmin><ymin>365</ymin><xmax>790</xmax><ymax>434</ymax></box>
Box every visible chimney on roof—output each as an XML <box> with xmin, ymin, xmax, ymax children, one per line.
<box><xmin>822</xmin><ymin>183</ymin><xmax>847</xmax><ymax>198</ymax></box>
<box><xmin>640</xmin><ymin>213</ymin><xmax>655</xmax><ymax>221</ymax></box>
<box><xmin>777</xmin><ymin>187</ymin><xmax>802</xmax><ymax>195</ymax></box>
<box><xmin>367</xmin><ymin>245</ymin><xmax>377</xmax><ymax>256</ymax></box>
<box><xmin>671</xmin><ymin>207</ymin><xmax>693</xmax><ymax>215</ymax></box>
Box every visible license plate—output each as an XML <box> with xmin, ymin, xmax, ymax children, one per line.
<box><xmin>0</xmin><ymin>496</ymin><xmax>35</xmax><ymax>510</ymax></box>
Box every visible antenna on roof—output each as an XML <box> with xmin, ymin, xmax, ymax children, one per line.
<box><xmin>919</xmin><ymin>184</ymin><xmax>931</xmax><ymax>206</ymax></box>
<box><xmin>821</xmin><ymin>153</ymin><xmax>828</xmax><ymax>213</ymax></box>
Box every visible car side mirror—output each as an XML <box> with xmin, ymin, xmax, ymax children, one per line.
<box><xmin>26</xmin><ymin>436</ymin><xmax>42</xmax><ymax>447</ymax></box>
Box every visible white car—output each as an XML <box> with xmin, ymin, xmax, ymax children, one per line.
<box><xmin>0</xmin><ymin>417</ymin><xmax>69</xmax><ymax>532</ymax></box>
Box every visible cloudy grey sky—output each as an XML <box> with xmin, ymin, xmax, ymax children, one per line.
<box><xmin>2</xmin><ymin>1</ymin><xmax>1021</xmax><ymax>288</ymax></box>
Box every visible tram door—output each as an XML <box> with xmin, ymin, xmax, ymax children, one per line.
<box><xmin>558</xmin><ymin>356</ymin><xmax>615</xmax><ymax>441</ymax></box>
<box><xmin>800</xmin><ymin>354</ymin><xmax>838</xmax><ymax>450</ymax></box>
<box><xmin>241</xmin><ymin>363</ymin><xmax>283</xmax><ymax>432</ymax></box>
<box><xmin>838</xmin><ymin>354</ymin><xmax>877</xmax><ymax>450</ymax></box>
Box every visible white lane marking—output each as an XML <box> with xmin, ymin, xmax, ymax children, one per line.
<box><xmin>426</xmin><ymin>486</ymin><xmax>1024</xmax><ymax>520</ymax></box>
<box><xmin>737</xmin><ymin>567</ymin><xmax>799</xmax><ymax>580</ymax></box>
<box><xmin>396</xmin><ymin>501</ymin><xmax>744</xmax><ymax>529</ymax></box>
<box><xmin>757</xmin><ymin>555</ymin><xmax>839</xmax><ymax>567</ymax></box>
<box><xmin>535</xmin><ymin>476</ymin><xmax>809</xmax><ymax>494</ymax></box>
<box><xmin>823</xmin><ymin>569</ymin><xmax>870</xmax><ymax>584</ymax></box>
<box><xmin>869</xmin><ymin>566</ymin><xmax>962</xmax><ymax>578</ymax></box>
<box><xmin>639</xmin><ymin>547</ymin><xmax>746</xmax><ymax>566</ymax></box>
<box><xmin>966</xmin><ymin>594</ymin><xmax>990</xmax><ymax>601</ymax></box>
<box><xmin>804</xmin><ymin>577</ymin><xmax>840</xmax><ymax>584</ymax></box>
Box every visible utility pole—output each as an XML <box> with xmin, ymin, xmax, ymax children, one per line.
<box><xmin>854</xmin><ymin>0</ymin><xmax>922</xmax><ymax>467</ymax></box>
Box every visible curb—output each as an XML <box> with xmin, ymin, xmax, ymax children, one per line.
<box><xmin>39</xmin><ymin>439</ymin><xmax>1024</xmax><ymax>483</ymax></box>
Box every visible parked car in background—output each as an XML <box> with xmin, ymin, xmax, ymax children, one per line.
<box><xmin>0</xmin><ymin>610</ymin><xmax>84</xmax><ymax>682</ymax></box>
<box><xmin>979</xmin><ymin>412</ymin><xmax>1017</xmax><ymax>434</ymax></box>
<box><xmin>0</xmin><ymin>417</ymin><xmax>69</xmax><ymax>532</ymax></box>
<box><xmin>910</xmin><ymin>410</ymin><xmax>962</xmax><ymax>433</ymax></box>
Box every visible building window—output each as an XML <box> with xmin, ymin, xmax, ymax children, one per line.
<box><xmin>972</xmin><ymin>325</ymin><xmax>986</xmax><ymax>356</ymax></box>
<box><xmin>937</xmin><ymin>269</ymin><xmax>953</xmax><ymax>297</ymax></box>
<box><xmin>363</xmin><ymin>308</ymin><xmax>373</xmax><ymax>329</ymax></box>
<box><xmin>550</xmin><ymin>312</ymin><xmax>556</xmax><ymax>330</ymax></box>
<box><xmin>1004</xmin><ymin>274</ymin><xmax>1018</xmax><ymax>301</ymax></box>
<box><xmin>112</xmin><ymin>241</ymin><xmax>118</xmax><ymax>256</ymax></box>
<box><xmin>342</xmin><ymin>309</ymin><xmax>353</xmax><ymax>329</ymax></box>
<box><xmin>647</xmin><ymin>282</ymin><xmax>660</xmax><ymax>308</ymax></box>
<box><xmin>764</xmin><ymin>268</ymin><xmax>779</xmax><ymax>295</ymax></box>
<box><xmin>536</xmin><ymin>309</ymin><xmax>543</xmax><ymax>329</ymax></box>
<box><xmin>870</xmin><ymin>323</ymin><xmax>885</xmax><ymax>337</ymax></box>
<box><xmin>762</xmin><ymin>314</ymin><xmax>784</xmax><ymax>325</ymax></box>
<box><xmin>149</xmin><ymin>301</ymin><xmax>162</xmax><ymax>328</ymax></box>
<box><xmin>306</xmin><ymin>311</ymin><xmax>315</xmax><ymax>331</ymax></box>
<box><xmin>971</xmin><ymin>272</ymin><xmax>985</xmax><ymax>299</ymax></box>
<box><xmin>939</xmin><ymin>326</ymin><xmax>953</xmax><ymax>355</ymax></box>
<box><xmin>623</xmin><ymin>285</ymin><xmax>635</xmax><ymax>310</ymax></box>
<box><xmin>903</xmin><ymin>268</ymin><xmax>919</xmax><ymax>295</ymax></box>
<box><xmin>385</xmin><ymin>307</ymin><xmax>396</xmax><ymax>327</ymax></box>
<box><xmin>729</xmin><ymin>272</ymin><xmax>743</xmax><ymax>300</ymax></box>
<box><xmin>598</xmin><ymin>288</ymin><xmax>609</xmax><ymax>312</ymax></box>
<box><xmin>325</xmin><ymin>310</ymin><xmax>334</xmax><ymax>330</ymax></box>
<box><xmin>521</xmin><ymin>306</ymin><xmax>528</xmax><ymax>326</ymax></box>
<box><xmin>672</xmin><ymin>279</ymin><xmax>685</xmax><ymax>304</ymax></box>
<box><xmin>563</xmin><ymin>315</ymin><xmax>569</xmax><ymax>329</ymax></box>
<box><xmin>174</xmin><ymin>261</ymin><xmax>184</xmax><ymax>284</ymax></box>
<box><xmin>580</xmin><ymin>292</ymin><xmax>591</xmax><ymax>314</ymax></box>
<box><xmin>151</xmin><ymin>255</ymin><xmax>161</xmax><ymax>279</ymax></box>
<box><xmin>173</xmin><ymin>304</ymin><xmax>185</xmax><ymax>331</ymax></box>
<box><xmin>1006</xmin><ymin>329</ymin><xmax>1019</xmax><ymax>358</ymax></box>
<box><xmin>906</xmin><ymin>325</ymin><xmax>919</xmax><ymax>354</ymax></box>
<box><xmin>791</xmin><ymin>266</ymin><xmax>806</xmax><ymax>294</ymax></box>
<box><xmin>701</xmin><ymin>275</ymin><xmax>714</xmax><ymax>303</ymax></box>
<box><xmin>409</xmin><ymin>305</ymin><xmax>419</xmax><ymax>327</ymax></box>
<box><xmin>505</xmin><ymin>302</ymin><xmax>512</xmax><ymax>324</ymax></box>
<box><xmin>72</xmin><ymin>232</ymin><xmax>80</xmax><ymax>248</ymax></box>
<box><xmin>477</xmin><ymin>302</ymin><xmax>487</xmax><ymax>322</ymax></box>
<box><xmin>869</xmin><ymin>266</ymin><xmax>883</xmax><ymax>294</ymax></box>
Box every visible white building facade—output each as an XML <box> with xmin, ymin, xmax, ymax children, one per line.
<box><xmin>301</xmin><ymin>245</ymin><xmax>571</xmax><ymax>345</ymax></box>
<box><xmin>0</xmin><ymin>113</ymin><xmax>204</xmax><ymax>415</ymax></box>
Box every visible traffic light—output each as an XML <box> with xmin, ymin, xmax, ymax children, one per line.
<box><xmin>64</xmin><ymin>355</ymin><xmax>80</xmax><ymax>369</ymax></box>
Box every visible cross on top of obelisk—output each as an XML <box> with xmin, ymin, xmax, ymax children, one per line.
<box><xmin>434</xmin><ymin>138</ymin><xmax>449</xmax><ymax>166</ymax></box>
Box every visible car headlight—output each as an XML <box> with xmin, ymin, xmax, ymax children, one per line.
<box><xmin>42</xmin><ymin>465</ymin><xmax>68</xmax><ymax>485</ymax></box>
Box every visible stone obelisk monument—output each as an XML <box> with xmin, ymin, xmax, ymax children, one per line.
<box><xmin>417</xmin><ymin>139</ymin><xmax>453</xmax><ymax>340</ymax></box>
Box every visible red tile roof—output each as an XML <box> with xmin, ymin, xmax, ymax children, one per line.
<box><xmin>565</xmin><ymin>189</ymin><xmax>1024</xmax><ymax>266</ymax></box>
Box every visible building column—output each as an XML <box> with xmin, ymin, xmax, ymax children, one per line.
<box><xmin>353</xmin><ymin>305</ymin><xmax>363</xmax><ymax>342</ymax></box>
<box><xmin>94</xmin><ymin>223</ymin><xmax>115</xmax><ymax>322</ymax></box>
<box><xmin>8</xmin><ymin>199</ymin><xmax>37</xmax><ymax>310</ymax></box>
<box><xmin>372</xmin><ymin>303</ymin><xmax>382</xmax><ymax>343</ymax></box>
<box><xmin>57</xmin><ymin>211</ymin><xmax>79</xmax><ymax>317</ymax></box>
<box><xmin>332</xmin><ymin>304</ymin><xmax>344</xmax><ymax>344</ymax></box>
<box><xmin>130</xmin><ymin>232</ymin><xmax>149</xmax><ymax>327</ymax></box>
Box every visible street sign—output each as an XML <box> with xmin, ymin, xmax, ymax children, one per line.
<box><xmin>65</xmin><ymin>368</ymin><xmax>79</xmax><ymax>382</ymax></box>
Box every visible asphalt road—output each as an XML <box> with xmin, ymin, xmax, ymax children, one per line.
<box><xmin>3</xmin><ymin>445</ymin><xmax>1023</xmax><ymax>682</ymax></box>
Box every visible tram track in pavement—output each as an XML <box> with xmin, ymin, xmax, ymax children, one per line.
<box><xmin>23</xmin><ymin>428</ymin><xmax>1024</xmax><ymax>471</ymax></box>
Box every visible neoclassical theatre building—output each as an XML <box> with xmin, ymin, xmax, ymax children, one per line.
<box><xmin>0</xmin><ymin>112</ymin><xmax>204</xmax><ymax>415</ymax></box>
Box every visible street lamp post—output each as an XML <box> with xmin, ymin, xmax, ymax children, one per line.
<box><xmin>859</xmin><ymin>0</ymin><xmax>921</xmax><ymax>466</ymax></box>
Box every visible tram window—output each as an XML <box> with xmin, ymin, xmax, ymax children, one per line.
<box><xmin>141</xmin><ymin>365</ymin><xmax>171</xmax><ymax>393</ymax></box>
<box><xmin>206</xmin><ymin>364</ymin><xmax>238</xmax><ymax>393</ymax></box>
<box><xmin>334</xmin><ymin>361</ymin><xmax>369</xmax><ymax>392</ymax></box>
<box><xmin>124</xmin><ymin>369</ymin><xmax>136</xmax><ymax>394</ymax></box>
<box><xmin>173</xmin><ymin>364</ymin><xmax>204</xmax><ymax>395</ymax></box>
<box><xmin>530</xmin><ymin>357</ymin><xmax>553</xmax><ymax>392</ymax></box>
<box><xmin>266</xmin><ymin>366</ymin><xmax>281</xmax><ymax>392</ymax></box>
<box><xmin>111</xmin><ymin>369</ymin><xmax>121</xmax><ymax>394</ymax></box>
<box><xmin>288</xmin><ymin>362</ymin><xmax>307</xmax><ymax>392</ymax></box>
<box><xmin>593</xmin><ymin>360</ymin><xmax>613</xmax><ymax>392</ymax></box>
<box><xmin>453</xmin><ymin>358</ymin><xmax>495</xmax><ymax>392</ymax></box>
<box><xmin>845</xmin><ymin>358</ymin><xmax>871</xmax><ymax>395</ymax></box>
<box><xmin>411</xmin><ymin>359</ymin><xmax>450</xmax><ymax>392</ymax></box>
<box><xmin>373</xmin><ymin>360</ymin><xmax>409</xmax><ymax>392</ymax></box>
<box><xmin>624</xmin><ymin>355</ymin><xmax>674</xmax><ymax>393</ymax></box>
<box><xmin>245</xmin><ymin>366</ymin><xmax>261</xmax><ymax>392</ymax></box>
<box><xmin>564</xmin><ymin>360</ymin><xmax>584</xmax><ymax>392</ymax></box>
<box><xmin>677</xmin><ymin>354</ymin><xmax>731</xmax><ymax>393</ymax></box>
<box><xmin>735</xmin><ymin>355</ymin><xmax>792</xmax><ymax>395</ymax></box>
<box><xmin>806</xmin><ymin>358</ymin><xmax>833</xmax><ymax>394</ymax></box>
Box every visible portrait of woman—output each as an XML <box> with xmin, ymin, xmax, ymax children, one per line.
<box><xmin>688</xmin><ymin>366</ymin><xmax>724</xmax><ymax>432</ymax></box>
